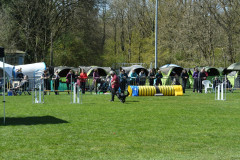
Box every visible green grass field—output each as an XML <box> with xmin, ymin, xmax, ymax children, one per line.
<box><xmin>1</xmin><ymin>90</ymin><xmax>240</xmax><ymax>160</ymax></box>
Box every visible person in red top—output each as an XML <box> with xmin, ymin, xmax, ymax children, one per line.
<box><xmin>110</xmin><ymin>71</ymin><xmax>120</xmax><ymax>102</ymax></box>
<box><xmin>79</xmin><ymin>69</ymin><xmax>88</xmax><ymax>94</ymax></box>
<box><xmin>203</xmin><ymin>68</ymin><xmax>208</xmax><ymax>78</ymax></box>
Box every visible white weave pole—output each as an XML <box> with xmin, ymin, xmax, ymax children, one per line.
<box><xmin>221</xmin><ymin>83</ymin><xmax>224</xmax><ymax>100</ymax></box>
<box><xmin>215</xmin><ymin>82</ymin><xmax>226</xmax><ymax>101</ymax></box>
<box><xmin>217</xmin><ymin>84</ymin><xmax>220</xmax><ymax>100</ymax></box>
<box><xmin>72</xmin><ymin>83</ymin><xmax>82</xmax><ymax>104</ymax></box>
<box><xmin>32</xmin><ymin>80</ymin><xmax>44</xmax><ymax>104</ymax></box>
<box><xmin>73</xmin><ymin>83</ymin><xmax>76</xmax><ymax>103</ymax></box>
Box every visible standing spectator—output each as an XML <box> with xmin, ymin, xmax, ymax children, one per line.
<box><xmin>152</xmin><ymin>68</ymin><xmax>156</xmax><ymax>75</ymax></box>
<box><xmin>199</xmin><ymin>68</ymin><xmax>207</xmax><ymax>93</ymax></box>
<box><xmin>52</xmin><ymin>71</ymin><xmax>60</xmax><ymax>95</ymax></box>
<box><xmin>16</xmin><ymin>68</ymin><xmax>24</xmax><ymax>82</ymax></box>
<box><xmin>139</xmin><ymin>69</ymin><xmax>146</xmax><ymax>85</ymax></box>
<box><xmin>202</xmin><ymin>68</ymin><xmax>208</xmax><ymax>79</ymax></box>
<box><xmin>41</xmin><ymin>70</ymin><xmax>50</xmax><ymax>95</ymax></box>
<box><xmin>75</xmin><ymin>71</ymin><xmax>79</xmax><ymax>83</ymax></box>
<box><xmin>224</xmin><ymin>77</ymin><xmax>232</xmax><ymax>92</ymax></box>
<box><xmin>180</xmin><ymin>69</ymin><xmax>189</xmax><ymax>93</ymax></box>
<box><xmin>110</xmin><ymin>71</ymin><xmax>120</xmax><ymax>102</ymax></box>
<box><xmin>130</xmin><ymin>70</ymin><xmax>138</xmax><ymax>85</ymax></box>
<box><xmin>79</xmin><ymin>69</ymin><xmax>88</xmax><ymax>94</ymax></box>
<box><xmin>119</xmin><ymin>70</ymin><xmax>128</xmax><ymax>93</ymax></box>
<box><xmin>66</xmin><ymin>70</ymin><xmax>74</xmax><ymax>94</ymax></box>
<box><xmin>74</xmin><ymin>71</ymin><xmax>80</xmax><ymax>94</ymax></box>
<box><xmin>93</xmin><ymin>69</ymin><xmax>100</xmax><ymax>94</ymax></box>
<box><xmin>204</xmin><ymin>68</ymin><xmax>208</xmax><ymax>78</ymax></box>
<box><xmin>15</xmin><ymin>75</ymin><xmax>30</xmax><ymax>94</ymax></box>
<box><xmin>213</xmin><ymin>76</ymin><xmax>221</xmax><ymax>91</ymax></box>
<box><xmin>148</xmin><ymin>69</ymin><xmax>155</xmax><ymax>86</ymax></box>
<box><xmin>171</xmin><ymin>71</ymin><xmax>180</xmax><ymax>85</ymax></box>
<box><xmin>155</xmin><ymin>70</ymin><xmax>163</xmax><ymax>85</ymax></box>
<box><xmin>192</xmin><ymin>68</ymin><xmax>199</xmax><ymax>92</ymax></box>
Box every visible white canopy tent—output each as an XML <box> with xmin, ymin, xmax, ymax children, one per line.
<box><xmin>15</xmin><ymin>62</ymin><xmax>46</xmax><ymax>79</ymax></box>
<box><xmin>0</xmin><ymin>61</ymin><xmax>14</xmax><ymax>78</ymax></box>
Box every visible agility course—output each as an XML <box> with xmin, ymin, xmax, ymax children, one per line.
<box><xmin>128</xmin><ymin>85</ymin><xmax>183</xmax><ymax>96</ymax></box>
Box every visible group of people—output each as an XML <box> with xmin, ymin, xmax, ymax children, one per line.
<box><xmin>42</xmin><ymin>69</ymin><xmax>88</xmax><ymax>95</ymax></box>
<box><xmin>129</xmin><ymin>69</ymin><xmax>164</xmax><ymax>86</ymax></box>
<box><xmin>39</xmin><ymin>66</ymin><xmax>233</xmax><ymax>101</ymax></box>
<box><xmin>10</xmin><ymin>68</ymin><xmax>30</xmax><ymax>95</ymax></box>
<box><xmin>192</xmin><ymin>68</ymin><xmax>208</xmax><ymax>93</ymax></box>
<box><xmin>212</xmin><ymin>76</ymin><xmax>232</xmax><ymax>91</ymax></box>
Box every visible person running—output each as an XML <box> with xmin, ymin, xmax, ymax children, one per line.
<box><xmin>109</xmin><ymin>71</ymin><xmax>119</xmax><ymax>102</ymax></box>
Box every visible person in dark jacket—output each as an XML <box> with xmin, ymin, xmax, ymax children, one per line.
<box><xmin>198</xmin><ymin>68</ymin><xmax>207</xmax><ymax>93</ymax></box>
<box><xmin>16</xmin><ymin>68</ymin><xmax>24</xmax><ymax>82</ymax></box>
<box><xmin>155</xmin><ymin>70</ymin><xmax>163</xmax><ymax>85</ymax></box>
<box><xmin>41</xmin><ymin>70</ymin><xmax>50</xmax><ymax>95</ymax></box>
<box><xmin>181</xmin><ymin>69</ymin><xmax>189</xmax><ymax>93</ymax></box>
<box><xmin>192</xmin><ymin>68</ymin><xmax>199</xmax><ymax>92</ymax></box>
<box><xmin>213</xmin><ymin>76</ymin><xmax>221</xmax><ymax>91</ymax></box>
<box><xmin>66</xmin><ymin>70</ymin><xmax>74</xmax><ymax>94</ymax></box>
<box><xmin>148</xmin><ymin>69</ymin><xmax>155</xmax><ymax>86</ymax></box>
<box><xmin>139</xmin><ymin>69</ymin><xmax>146</xmax><ymax>85</ymax></box>
<box><xmin>119</xmin><ymin>70</ymin><xmax>128</xmax><ymax>93</ymax></box>
<box><xmin>93</xmin><ymin>69</ymin><xmax>100</xmax><ymax>94</ymax></box>
<box><xmin>52</xmin><ymin>71</ymin><xmax>60</xmax><ymax>95</ymax></box>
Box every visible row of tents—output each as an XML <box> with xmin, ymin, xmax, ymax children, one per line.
<box><xmin>1</xmin><ymin>61</ymin><xmax>240</xmax><ymax>88</ymax></box>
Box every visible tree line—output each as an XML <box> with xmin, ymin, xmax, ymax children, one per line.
<box><xmin>0</xmin><ymin>0</ymin><xmax>239</xmax><ymax>68</ymax></box>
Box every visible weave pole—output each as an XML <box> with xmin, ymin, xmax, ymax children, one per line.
<box><xmin>32</xmin><ymin>79</ymin><xmax>44</xmax><ymax>104</ymax></box>
<box><xmin>72</xmin><ymin>83</ymin><xmax>82</xmax><ymax>104</ymax></box>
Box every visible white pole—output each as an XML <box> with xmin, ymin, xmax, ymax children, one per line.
<box><xmin>70</xmin><ymin>76</ymin><xmax>73</xmax><ymax>103</ymax></box>
<box><xmin>73</xmin><ymin>83</ymin><xmax>76</xmax><ymax>103</ymax></box>
<box><xmin>77</xmin><ymin>85</ymin><xmax>79</xmax><ymax>104</ymax></box>
<box><xmin>32</xmin><ymin>87</ymin><xmax>34</xmax><ymax>104</ymax></box>
<box><xmin>221</xmin><ymin>83</ymin><xmax>224</xmax><ymax>100</ymax></box>
<box><xmin>217</xmin><ymin>84</ymin><xmax>220</xmax><ymax>100</ymax></box>
<box><xmin>3</xmin><ymin>57</ymin><xmax>6</xmax><ymax>125</ymax></box>
<box><xmin>39</xmin><ymin>84</ymin><xmax>42</xmax><ymax>103</ymax></box>
<box><xmin>80</xmin><ymin>88</ymin><xmax>83</xmax><ymax>104</ymax></box>
<box><xmin>155</xmin><ymin>0</ymin><xmax>158</xmax><ymax>69</ymax></box>
<box><xmin>35</xmin><ymin>86</ymin><xmax>38</xmax><ymax>103</ymax></box>
<box><xmin>225</xmin><ymin>75</ymin><xmax>227</xmax><ymax>100</ymax></box>
<box><xmin>42</xmin><ymin>80</ymin><xmax>44</xmax><ymax>103</ymax></box>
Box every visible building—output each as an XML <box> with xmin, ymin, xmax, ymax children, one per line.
<box><xmin>4</xmin><ymin>49</ymin><xmax>25</xmax><ymax>65</ymax></box>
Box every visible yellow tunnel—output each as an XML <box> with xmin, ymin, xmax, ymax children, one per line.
<box><xmin>128</xmin><ymin>85</ymin><xmax>183</xmax><ymax>96</ymax></box>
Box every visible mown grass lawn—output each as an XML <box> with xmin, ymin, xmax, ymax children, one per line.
<box><xmin>0</xmin><ymin>90</ymin><xmax>240</xmax><ymax>160</ymax></box>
